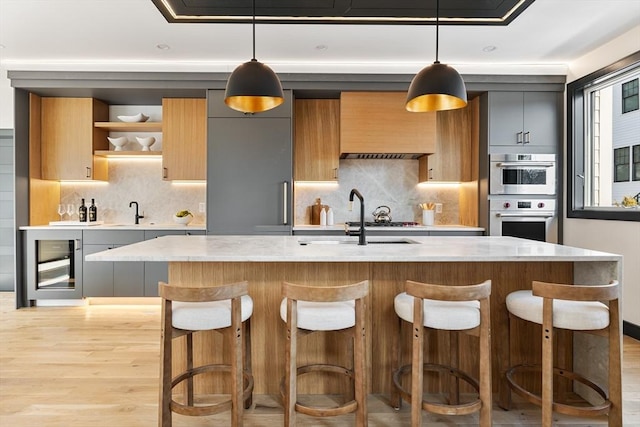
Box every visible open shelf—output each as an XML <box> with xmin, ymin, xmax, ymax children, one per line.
<box><xmin>94</xmin><ymin>150</ymin><xmax>162</xmax><ymax>158</ymax></box>
<box><xmin>94</xmin><ymin>122</ymin><xmax>162</xmax><ymax>132</ymax></box>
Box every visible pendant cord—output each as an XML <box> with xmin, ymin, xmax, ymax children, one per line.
<box><xmin>252</xmin><ymin>0</ymin><xmax>256</xmax><ymax>60</ymax></box>
<box><xmin>435</xmin><ymin>0</ymin><xmax>440</xmax><ymax>63</ymax></box>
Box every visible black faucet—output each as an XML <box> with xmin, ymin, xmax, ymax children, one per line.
<box><xmin>347</xmin><ymin>188</ymin><xmax>367</xmax><ymax>245</ymax></box>
<box><xmin>129</xmin><ymin>201</ymin><xmax>144</xmax><ymax>224</ymax></box>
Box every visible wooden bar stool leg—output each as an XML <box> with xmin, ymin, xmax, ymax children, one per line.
<box><xmin>609</xmin><ymin>298</ymin><xmax>622</xmax><ymax>427</ymax></box>
<box><xmin>185</xmin><ymin>333</ymin><xmax>194</xmax><ymax>407</ymax></box>
<box><xmin>411</xmin><ymin>299</ymin><xmax>424</xmax><ymax>427</ymax></box>
<box><xmin>355</xmin><ymin>298</ymin><xmax>368</xmax><ymax>427</ymax></box>
<box><xmin>231</xmin><ymin>297</ymin><xmax>243</xmax><ymax>427</ymax></box>
<box><xmin>390</xmin><ymin>316</ymin><xmax>403</xmax><ymax>410</ymax></box>
<box><xmin>346</xmin><ymin>332</ymin><xmax>355</xmax><ymax>403</ymax></box>
<box><xmin>449</xmin><ymin>331</ymin><xmax>460</xmax><ymax>405</ymax></box>
<box><xmin>244</xmin><ymin>318</ymin><xmax>253</xmax><ymax>409</ymax></box>
<box><xmin>541</xmin><ymin>298</ymin><xmax>554</xmax><ymax>427</ymax></box>
<box><xmin>479</xmin><ymin>298</ymin><xmax>492</xmax><ymax>427</ymax></box>
<box><xmin>498</xmin><ymin>312</ymin><xmax>513</xmax><ymax>410</ymax></box>
<box><xmin>285</xmin><ymin>299</ymin><xmax>297</xmax><ymax>427</ymax></box>
<box><xmin>159</xmin><ymin>300</ymin><xmax>173</xmax><ymax>427</ymax></box>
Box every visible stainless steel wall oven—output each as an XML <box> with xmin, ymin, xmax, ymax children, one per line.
<box><xmin>490</xmin><ymin>154</ymin><xmax>556</xmax><ymax>195</ymax></box>
<box><xmin>489</xmin><ymin>199</ymin><xmax>557</xmax><ymax>243</ymax></box>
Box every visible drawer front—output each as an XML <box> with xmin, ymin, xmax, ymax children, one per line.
<box><xmin>143</xmin><ymin>230</ymin><xmax>186</xmax><ymax>240</ymax></box>
<box><xmin>83</xmin><ymin>230</ymin><xmax>144</xmax><ymax>245</ymax></box>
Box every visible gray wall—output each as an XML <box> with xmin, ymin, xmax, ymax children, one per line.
<box><xmin>0</xmin><ymin>129</ymin><xmax>14</xmax><ymax>291</ymax></box>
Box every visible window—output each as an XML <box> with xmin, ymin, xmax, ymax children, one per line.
<box><xmin>634</xmin><ymin>145</ymin><xmax>640</xmax><ymax>181</ymax></box>
<box><xmin>614</xmin><ymin>147</ymin><xmax>629</xmax><ymax>182</ymax></box>
<box><xmin>567</xmin><ymin>52</ymin><xmax>640</xmax><ymax>221</ymax></box>
<box><xmin>622</xmin><ymin>79</ymin><xmax>639</xmax><ymax>113</ymax></box>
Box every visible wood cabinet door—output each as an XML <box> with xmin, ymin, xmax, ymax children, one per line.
<box><xmin>340</xmin><ymin>92</ymin><xmax>436</xmax><ymax>155</ymax></box>
<box><xmin>41</xmin><ymin>98</ymin><xmax>108</xmax><ymax>180</ymax></box>
<box><xmin>294</xmin><ymin>99</ymin><xmax>340</xmax><ymax>181</ymax></box>
<box><xmin>162</xmin><ymin>98</ymin><xmax>207</xmax><ymax>180</ymax></box>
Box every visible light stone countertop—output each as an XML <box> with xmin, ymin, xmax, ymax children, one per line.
<box><xmin>293</xmin><ymin>224</ymin><xmax>485</xmax><ymax>232</ymax></box>
<box><xmin>84</xmin><ymin>235</ymin><xmax>620</xmax><ymax>263</ymax></box>
<box><xmin>20</xmin><ymin>223</ymin><xmax>206</xmax><ymax>231</ymax></box>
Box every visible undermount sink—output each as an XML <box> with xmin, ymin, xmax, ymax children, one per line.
<box><xmin>298</xmin><ymin>237</ymin><xmax>419</xmax><ymax>246</ymax></box>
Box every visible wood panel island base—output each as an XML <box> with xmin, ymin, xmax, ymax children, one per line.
<box><xmin>85</xmin><ymin>236</ymin><xmax>622</xmax><ymax>408</ymax></box>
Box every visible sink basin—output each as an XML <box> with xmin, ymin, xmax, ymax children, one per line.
<box><xmin>298</xmin><ymin>237</ymin><xmax>419</xmax><ymax>246</ymax></box>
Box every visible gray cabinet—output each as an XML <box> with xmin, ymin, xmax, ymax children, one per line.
<box><xmin>207</xmin><ymin>90</ymin><xmax>293</xmax><ymax>235</ymax></box>
<box><xmin>142</xmin><ymin>230</ymin><xmax>204</xmax><ymax>297</ymax></box>
<box><xmin>488</xmin><ymin>91</ymin><xmax>560</xmax><ymax>150</ymax></box>
<box><xmin>82</xmin><ymin>230</ymin><xmax>144</xmax><ymax>297</ymax></box>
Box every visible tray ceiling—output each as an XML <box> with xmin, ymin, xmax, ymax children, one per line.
<box><xmin>151</xmin><ymin>0</ymin><xmax>535</xmax><ymax>25</ymax></box>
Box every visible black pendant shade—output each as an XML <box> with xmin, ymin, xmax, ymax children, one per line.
<box><xmin>225</xmin><ymin>59</ymin><xmax>284</xmax><ymax>113</ymax></box>
<box><xmin>406</xmin><ymin>0</ymin><xmax>467</xmax><ymax>112</ymax></box>
<box><xmin>224</xmin><ymin>0</ymin><xmax>284</xmax><ymax>113</ymax></box>
<box><xmin>406</xmin><ymin>61</ymin><xmax>467</xmax><ymax>112</ymax></box>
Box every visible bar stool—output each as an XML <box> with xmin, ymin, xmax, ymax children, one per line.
<box><xmin>391</xmin><ymin>280</ymin><xmax>492</xmax><ymax>427</ymax></box>
<box><xmin>158</xmin><ymin>281</ymin><xmax>254</xmax><ymax>427</ymax></box>
<box><xmin>502</xmin><ymin>280</ymin><xmax>621</xmax><ymax>427</ymax></box>
<box><xmin>280</xmin><ymin>280</ymin><xmax>369</xmax><ymax>427</ymax></box>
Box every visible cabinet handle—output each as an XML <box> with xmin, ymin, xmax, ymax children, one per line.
<box><xmin>86</xmin><ymin>167</ymin><xmax>91</xmax><ymax>178</ymax></box>
<box><xmin>333</xmin><ymin>168</ymin><xmax>338</xmax><ymax>180</ymax></box>
<box><xmin>429</xmin><ymin>168</ymin><xmax>434</xmax><ymax>180</ymax></box>
<box><xmin>283</xmin><ymin>181</ymin><xmax>288</xmax><ymax>225</ymax></box>
<box><xmin>516</xmin><ymin>132</ymin><xmax>523</xmax><ymax>144</ymax></box>
<box><xmin>523</xmin><ymin>131</ymin><xmax>531</xmax><ymax>144</ymax></box>
<box><xmin>74</xmin><ymin>239</ymin><xmax>81</xmax><ymax>251</ymax></box>
<box><xmin>163</xmin><ymin>167</ymin><xmax>168</xmax><ymax>179</ymax></box>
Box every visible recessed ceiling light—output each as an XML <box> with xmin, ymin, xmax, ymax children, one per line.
<box><xmin>483</xmin><ymin>45</ymin><xmax>497</xmax><ymax>52</ymax></box>
<box><xmin>156</xmin><ymin>44</ymin><xmax>171</xmax><ymax>50</ymax></box>
<box><xmin>315</xmin><ymin>44</ymin><xmax>328</xmax><ymax>51</ymax></box>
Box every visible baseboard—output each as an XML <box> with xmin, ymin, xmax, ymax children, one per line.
<box><xmin>623</xmin><ymin>321</ymin><xmax>640</xmax><ymax>340</ymax></box>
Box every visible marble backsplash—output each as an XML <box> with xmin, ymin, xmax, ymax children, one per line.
<box><xmin>59</xmin><ymin>159</ymin><xmax>460</xmax><ymax>227</ymax></box>
<box><xmin>60</xmin><ymin>159</ymin><xmax>206</xmax><ymax>225</ymax></box>
<box><xmin>294</xmin><ymin>159</ymin><xmax>461</xmax><ymax>225</ymax></box>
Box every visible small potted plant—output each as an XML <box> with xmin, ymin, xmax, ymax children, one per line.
<box><xmin>173</xmin><ymin>209</ymin><xmax>193</xmax><ymax>225</ymax></box>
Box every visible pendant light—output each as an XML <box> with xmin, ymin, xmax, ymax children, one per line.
<box><xmin>224</xmin><ymin>0</ymin><xmax>284</xmax><ymax>113</ymax></box>
<box><xmin>406</xmin><ymin>0</ymin><xmax>467</xmax><ymax>112</ymax></box>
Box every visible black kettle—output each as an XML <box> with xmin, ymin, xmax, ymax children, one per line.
<box><xmin>372</xmin><ymin>205</ymin><xmax>392</xmax><ymax>223</ymax></box>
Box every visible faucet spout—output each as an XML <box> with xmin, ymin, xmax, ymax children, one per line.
<box><xmin>129</xmin><ymin>201</ymin><xmax>144</xmax><ymax>225</ymax></box>
<box><xmin>347</xmin><ymin>189</ymin><xmax>367</xmax><ymax>245</ymax></box>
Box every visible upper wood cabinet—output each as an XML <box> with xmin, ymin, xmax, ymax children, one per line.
<box><xmin>294</xmin><ymin>99</ymin><xmax>340</xmax><ymax>181</ymax></box>
<box><xmin>41</xmin><ymin>97</ymin><xmax>109</xmax><ymax>181</ymax></box>
<box><xmin>419</xmin><ymin>98</ymin><xmax>479</xmax><ymax>182</ymax></box>
<box><xmin>340</xmin><ymin>92</ymin><xmax>436</xmax><ymax>157</ymax></box>
<box><xmin>161</xmin><ymin>98</ymin><xmax>207</xmax><ymax>180</ymax></box>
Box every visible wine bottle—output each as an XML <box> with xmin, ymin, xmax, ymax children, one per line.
<box><xmin>78</xmin><ymin>199</ymin><xmax>87</xmax><ymax>222</ymax></box>
<box><xmin>89</xmin><ymin>198</ymin><xmax>97</xmax><ymax>222</ymax></box>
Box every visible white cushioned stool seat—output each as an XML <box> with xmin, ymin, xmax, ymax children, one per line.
<box><xmin>394</xmin><ymin>292</ymin><xmax>481</xmax><ymax>331</ymax></box>
<box><xmin>172</xmin><ymin>295</ymin><xmax>254</xmax><ymax>331</ymax></box>
<box><xmin>280</xmin><ymin>298</ymin><xmax>355</xmax><ymax>331</ymax></box>
<box><xmin>506</xmin><ymin>290</ymin><xmax>609</xmax><ymax>331</ymax></box>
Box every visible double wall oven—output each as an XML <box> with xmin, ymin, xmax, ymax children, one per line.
<box><xmin>488</xmin><ymin>154</ymin><xmax>558</xmax><ymax>243</ymax></box>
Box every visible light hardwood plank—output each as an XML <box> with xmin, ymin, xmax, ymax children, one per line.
<box><xmin>1</xmin><ymin>292</ymin><xmax>638</xmax><ymax>426</ymax></box>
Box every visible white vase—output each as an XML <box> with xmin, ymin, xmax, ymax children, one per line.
<box><xmin>422</xmin><ymin>210</ymin><xmax>434</xmax><ymax>226</ymax></box>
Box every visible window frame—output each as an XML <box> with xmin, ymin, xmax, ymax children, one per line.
<box><xmin>613</xmin><ymin>147</ymin><xmax>630</xmax><ymax>183</ymax></box>
<box><xmin>622</xmin><ymin>78</ymin><xmax>639</xmax><ymax>114</ymax></box>
<box><xmin>567</xmin><ymin>51</ymin><xmax>640</xmax><ymax>221</ymax></box>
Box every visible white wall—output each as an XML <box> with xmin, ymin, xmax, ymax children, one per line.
<box><xmin>0</xmin><ymin>66</ymin><xmax>14</xmax><ymax>128</ymax></box>
<box><xmin>565</xmin><ymin>25</ymin><xmax>640</xmax><ymax>326</ymax></box>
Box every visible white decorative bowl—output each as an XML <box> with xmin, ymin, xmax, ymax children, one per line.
<box><xmin>107</xmin><ymin>136</ymin><xmax>128</xmax><ymax>151</ymax></box>
<box><xmin>117</xmin><ymin>113</ymin><xmax>149</xmax><ymax>123</ymax></box>
<box><xmin>135</xmin><ymin>136</ymin><xmax>156</xmax><ymax>151</ymax></box>
<box><xmin>173</xmin><ymin>214</ymin><xmax>193</xmax><ymax>225</ymax></box>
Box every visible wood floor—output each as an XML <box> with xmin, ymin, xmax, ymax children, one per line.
<box><xmin>1</xmin><ymin>292</ymin><xmax>639</xmax><ymax>426</ymax></box>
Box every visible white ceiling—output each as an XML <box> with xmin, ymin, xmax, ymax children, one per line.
<box><xmin>1</xmin><ymin>0</ymin><xmax>639</xmax><ymax>75</ymax></box>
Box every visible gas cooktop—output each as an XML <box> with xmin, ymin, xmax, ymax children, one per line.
<box><xmin>346</xmin><ymin>221</ymin><xmax>420</xmax><ymax>227</ymax></box>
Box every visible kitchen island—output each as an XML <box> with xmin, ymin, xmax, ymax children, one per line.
<box><xmin>85</xmin><ymin>235</ymin><xmax>621</xmax><ymax>403</ymax></box>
